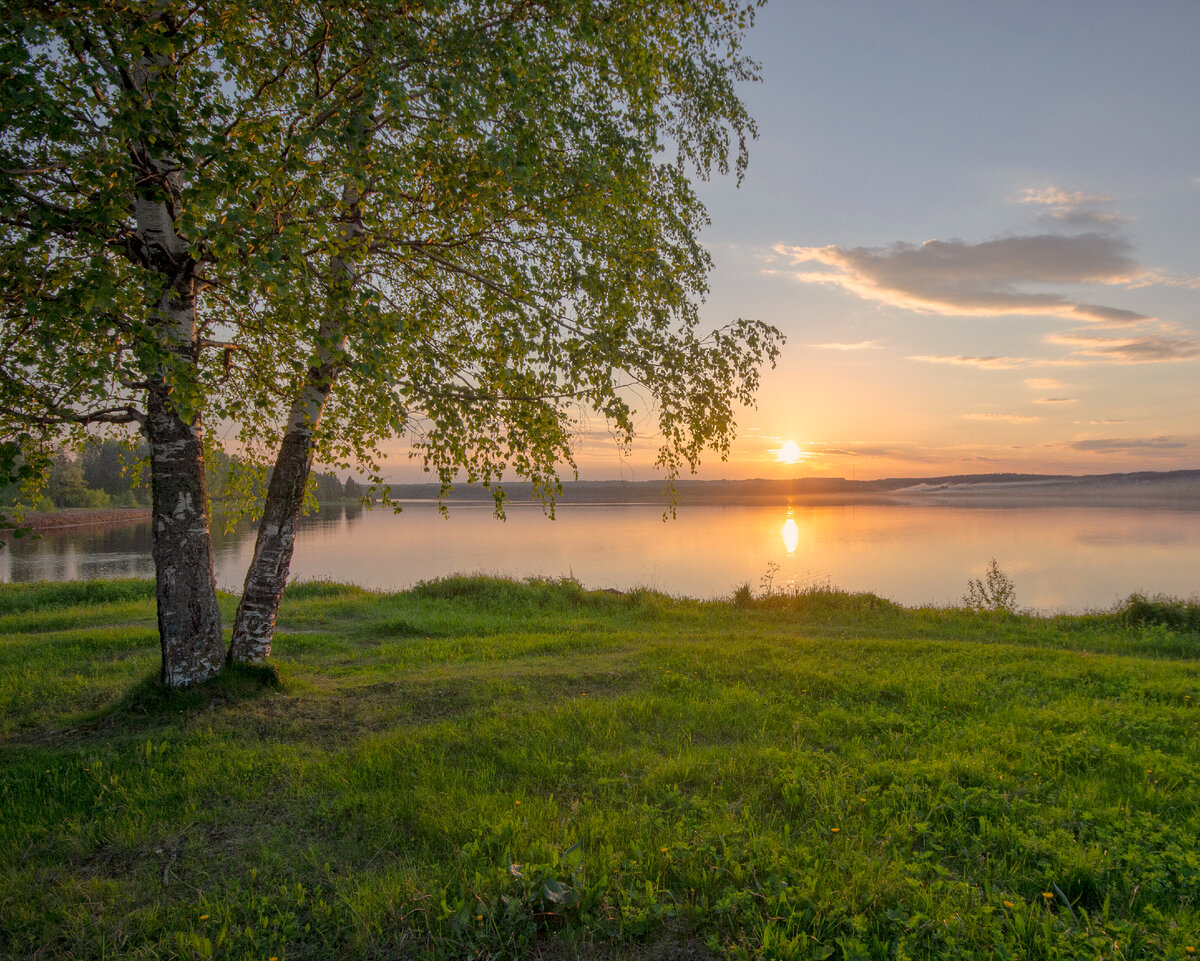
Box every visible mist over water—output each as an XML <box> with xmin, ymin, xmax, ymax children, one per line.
<box><xmin>4</xmin><ymin>500</ymin><xmax>1198</xmax><ymax>613</ymax></box>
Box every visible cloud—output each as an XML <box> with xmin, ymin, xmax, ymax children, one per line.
<box><xmin>908</xmin><ymin>354</ymin><xmax>1033</xmax><ymax>370</ymax></box>
<box><xmin>1044</xmin><ymin>209</ymin><xmax>1122</xmax><ymax>229</ymax></box>
<box><xmin>811</xmin><ymin>340</ymin><xmax>882</xmax><ymax>351</ymax></box>
<box><xmin>1064</xmin><ymin>436</ymin><xmax>1187</xmax><ymax>453</ymax></box>
<box><xmin>1034</xmin><ymin>397</ymin><xmax>1076</xmax><ymax>404</ymax></box>
<box><xmin>962</xmin><ymin>413</ymin><xmax>1041</xmax><ymax>423</ymax></box>
<box><xmin>1025</xmin><ymin>377</ymin><xmax>1065</xmax><ymax>391</ymax></box>
<box><xmin>778</xmin><ymin>233</ymin><xmax>1152</xmax><ymax>325</ymax></box>
<box><xmin>1019</xmin><ymin>187</ymin><xmax>1114</xmax><ymax>207</ymax></box>
<box><xmin>808</xmin><ymin>442</ymin><xmax>924</xmax><ymax>460</ymax></box>
<box><xmin>1045</xmin><ymin>331</ymin><xmax>1200</xmax><ymax>362</ymax></box>
<box><xmin>1017</xmin><ymin>187</ymin><xmax>1121</xmax><ymax>229</ymax></box>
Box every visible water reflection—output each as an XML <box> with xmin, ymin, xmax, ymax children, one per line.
<box><xmin>4</xmin><ymin>501</ymin><xmax>1199</xmax><ymax>612</ymax></box>
<box><xmin>781</xmin><ymin>510</ymin><xmax>800</xmax><ymax>555</ymax></box>
<box><xmin>0</xmin><ymin>520</ymin><xmax>156</xmax><ymax>582</ymax></box>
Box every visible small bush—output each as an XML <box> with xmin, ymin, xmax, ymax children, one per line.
<box><xmin>731</xmin><ymin>583</ymin><xmax>754</xmax><ymax>608</ymax></box>
<box><xmin>964</xmin><ymin>559</ymin><xmax>1019</xmax><ymax>614</ymax></box>
<box><xmin>1117</xmin><ymin>592</ymin><xmax>1200</xmax><ymax>631</ymax></box>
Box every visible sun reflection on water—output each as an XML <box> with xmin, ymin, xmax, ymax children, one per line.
<box><xmin>781</xmin><ymin>510</ymin><xmax>800</xmax><ymax>554</ymax></box>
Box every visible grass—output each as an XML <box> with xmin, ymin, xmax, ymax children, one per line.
<box><xmin>1</xmin><ymin>576</ymin><xmax>1198</xmax><ymax>960</ymax></box>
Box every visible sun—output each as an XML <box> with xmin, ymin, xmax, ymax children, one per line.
<box><xmin>775</xmin><ymin>439</ymin><xmax>805</xmax><ymax>465</ymax></box>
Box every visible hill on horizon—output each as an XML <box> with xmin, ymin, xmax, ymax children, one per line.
<box><xmin>382</xmin><ymin>468</ymin><xmax>1200</xmax><ymax>507</ymax></box>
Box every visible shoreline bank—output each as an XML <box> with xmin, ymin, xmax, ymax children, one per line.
<box><xmin>2</xmin><ymin>507</ymin><xmax>152</xmax><ymax>532</ymax></box>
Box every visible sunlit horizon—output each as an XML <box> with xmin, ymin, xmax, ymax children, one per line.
<box><xmin>344</xmin><ymin>4</ymin><xmax>1198</xmax><ymax>487</ymax></box>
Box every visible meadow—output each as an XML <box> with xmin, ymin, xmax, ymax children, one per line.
<box><xmin>1</xmin><ymin>577</ymin><xmax>1198</xmax><ymax>960</ymax></box>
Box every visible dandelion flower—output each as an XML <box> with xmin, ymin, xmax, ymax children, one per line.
<box><xmin>1003</xmin><ymin>901</ymin><xmax>1014</xmax><ymax>908</ymax></box>
<box><xmin>831</xmin><ymin>827</ymin><xmax>840</xmax><ymax>833</ymax></box>
<box><xmin>1041</xmin><ymin>892</ymin><xmax>1053</xmax><ymax>900</ymax></box>
<box><xmin>199</xmin><ymin>914</ymin><xmax>210</xmax><ymax>921</ymax></box>
<box><xmin>660</xmin><ymin>846</ymin><xmax>669</xmax><ymax>853</ymax></box>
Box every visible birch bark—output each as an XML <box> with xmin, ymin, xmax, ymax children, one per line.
<box><xmin>131</xmin><ymin>47</ymin><xmax>225</xmax><ymax>686</ymax></box>
<box><xmin>228</xmin><ymin>183</ymin><xmax>362</xmax><ymax>663</ymax></box>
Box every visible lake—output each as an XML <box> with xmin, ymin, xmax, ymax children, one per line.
<box><xmin>4</xmin><ymin>499</ymin><xmax>1198</xmax><ymax>613</ymax></box>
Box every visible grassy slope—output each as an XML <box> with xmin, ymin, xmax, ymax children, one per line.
<box><xmin>1</xmin><ymin>578</ymin><xmax>1198</xmax><ymax>961</ymax></box>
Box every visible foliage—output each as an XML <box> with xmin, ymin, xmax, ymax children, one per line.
<box><xmin>1</xmin><ymin>436</ymin><xmax>354</xmax><ymax>514</ymax></box>
<box><xmin>1117</xmin><ymin>592</ymin><xmax>1200</xmax><ymax>631</ymax></box>
<box><xmin>963</xmin><ymin>558</ymin><xmax>1020</xmax><ymax>614</ymax></box>
<box><xmin>1</xmin><ymin>0</ymin><xmax>781</xmax><ymax>504</ymax></box>
<box><xmin>3</xmin><ymin>578</ymin><xmax>1198</xmax><ymax>959</ymax></box>
<box><xmin>217</xmin><ymin>0</ymin><xmax>784</xmax><ymax>512</ymax></box>
<box><xmin>0</xmin><ymin>1</ymin><xmax>258</xmax><ymax>438</ymax></box>
<box><xmin>2</xmin><ymin>1</ymin><xmax>782</xmax><ymax>676</ymax></box>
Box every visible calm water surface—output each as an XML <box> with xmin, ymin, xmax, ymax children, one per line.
<box><xmin>3</xmin><ymin>501</ymin><xmax>1198</xmax><ymax>612</ymax></box>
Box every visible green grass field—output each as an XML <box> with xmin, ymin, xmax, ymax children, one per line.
<box><xmin>1</xmin><ymin>577</ymin><xmax>1198</xmax><ymax>960</ymax></box>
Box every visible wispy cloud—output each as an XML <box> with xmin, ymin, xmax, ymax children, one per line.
<box><xmin>1063</xmin><ymin>436</ymin><xmax>1187</xmax><ymax>453</ymax></box>
<box><xmin>811</xmin><ymin>340</ymin><xmax>883</xmax><ymax>351</ymax></box>
<box><xmin>807</xmin><ymin>442</ymin><xmax>928</xmax><ymax>460</ymax></box>
<box><xmin>1017</xmin><ymin>186</ymin><xmax>1121</xmax><ymax>229</ymax></box>
<box><xmin>1045</xmin><ymin>331</ymin><xmax>1200</xmax><ymax>362</ymax></box>
<box><xmin>1024</xmin><ymin>377</ymin><xmax>1066</xmax><ymax>391</ymax></box>
<box><xmin>777</xmin><ymin>233</ymin><xmax>1151</xmax><ymax>326</ymax></box>
<box><xmin>1019</xmin><ymin>187</ymin><xmax>1114</xmax><ymax>207</ymax></box>
<box><xmin>908</xmin><ymin>354</ymin><xmax>1034</xmax><ymax>370</ymax></box>
<box><xmin>962</xmin><ymin>413</ymin><xmax>1041</xmax><ymax>423</ymax></box>
<box><xmin>1034</xmin><ymin>397</ymin><xmax>1076</xmax><ymax>404</ymax></box>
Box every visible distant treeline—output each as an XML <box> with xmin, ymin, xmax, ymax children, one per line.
<box><xmin>0</xmin><ymin>438</ymin><xmax>365</xmax><ymax>511</ymax></box>
<box><xmin>387</xmin><ymin>469</ymin><xmax>1200</xmax><ymax>506</ymax></box>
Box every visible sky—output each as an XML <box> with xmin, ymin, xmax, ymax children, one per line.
<box><xmin>558</xmin><ymin>0</ymin><xmax>1200</xmax><ymax>482</ymax></box>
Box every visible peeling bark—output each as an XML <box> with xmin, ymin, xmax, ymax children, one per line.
<box><xmin>138</xmin><ymin>208</ymin><xmax>225</xmax><ymax>686</ymax></box>
<box><xmin>131</xmin><ymin>38</ymin><xmax>225</xmax><ymax>687</ymax></box>
<box><xmin>229</xmin><ymin>184</ymin><xmax>360</xmax><ymax>664</ymax></box>
<box><xmin>147</xmin><ymin>379</ymin><xmax>225</xmax><ymax>686</ymax></box>
<box><xmin>227</xmin><ymin>380</ymin><xmax>335</xmax><ymax>663</ymax></box>
<box><xmin>138</xmin><ymin>196</ymin><xmax>225</xmax><ymax>686</ymax></box>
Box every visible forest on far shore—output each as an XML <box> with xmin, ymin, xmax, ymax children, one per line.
<box><xmin>1</xmin><ymin>437</ymin><xmax>364</xmax><ymax>512</ymax></box>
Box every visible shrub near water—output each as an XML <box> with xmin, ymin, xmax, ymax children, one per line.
<box><xmin>1118</xmin><ymin>592</ymin><xmax>1200</xmax><ymax>631</ymax></box>
<box><xmin>1</xmin><ymin>578</ymin><xmax>1199</xmax><ymax>960</ymax></box>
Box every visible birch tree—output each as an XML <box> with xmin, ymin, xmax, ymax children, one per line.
<box><xmin>0</xmin><ymin>2</ymin><xmax>248</xmax><ymax>684</ymax></box>
<box><xmin>2</xmin><ymin>1</ymin><xmax>782</xmax><ymax>680</ymax></box>
<box><xmin>220</xmin><ymin>0</ymin><xmax>782</xmax><ymax>662</ymax></box>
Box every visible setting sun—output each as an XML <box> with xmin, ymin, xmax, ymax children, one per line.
<box><xmin>776</xmin><ymin>439</ymin><xmax>805</xmax><ymax>465</ymax></box>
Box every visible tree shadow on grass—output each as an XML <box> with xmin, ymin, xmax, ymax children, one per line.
<box><xmin>118</xmin><ymin>661</ymin><xmax>283</xmax><ymax>716</ymax></box>
<box><xmin>19</xmin><ymin>662</ymin><xmax>283</xmax><ymax>746</ymax></box>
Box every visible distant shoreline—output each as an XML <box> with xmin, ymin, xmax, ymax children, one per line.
<box><xmin>386</xmin><ymin>468</ymin><xmax>1200</xmax><ymax>510</ymax></box>
<box><xmin>2</xmin><ymin>507</ymin><xmax>152</xmax><ymax>532</ymax></box>
<box><xmin>6</xmin><ymin>469</ymin><xmax>1197</xmax><ymax>532</ymax></box>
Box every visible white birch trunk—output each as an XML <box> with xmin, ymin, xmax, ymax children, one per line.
<box><xmin>229</xmin><ymin>183</ymin><xmax>362</xmax><ymax>663</ymax></box>
<box><xmin>132</xmin><ymin>48</ymin><xmax>225</xmax><ymax>686</ymax></box>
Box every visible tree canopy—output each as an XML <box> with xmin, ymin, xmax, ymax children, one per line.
<box><xmin>1</xmin><ymin>0</ymin><xmax>782</xmax><ymax>684</ymax></box>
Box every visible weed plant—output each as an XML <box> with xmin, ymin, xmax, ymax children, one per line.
<box><xmin>962</xmin><ymin>559</ymin><xmax>1021</xmax><ymax>614</ymax></box>
<box><xmin>1</xmin><ymin>576</ymin><xmax>1198</xmax><ymax>960</ymax></box>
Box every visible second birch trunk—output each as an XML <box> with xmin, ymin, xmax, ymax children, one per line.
<box><xmin>228</xmin><ymin>184</ymin><xmax>361</xmax><ymax>663</ymax></box>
